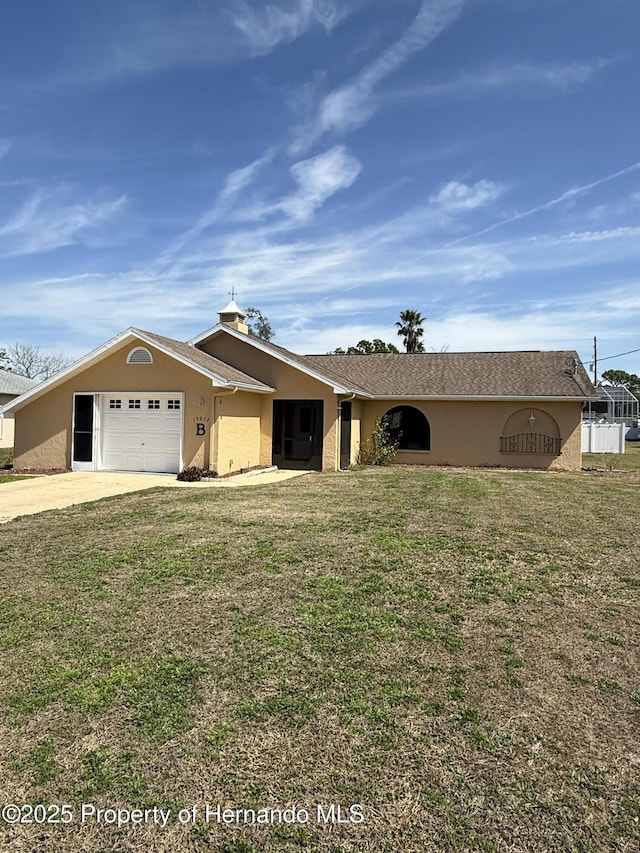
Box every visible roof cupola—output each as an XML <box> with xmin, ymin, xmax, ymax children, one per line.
<box><xmin>218</xmin><ymin>298</ymin><xmax>248</xmax><ymax>334</ymax></box>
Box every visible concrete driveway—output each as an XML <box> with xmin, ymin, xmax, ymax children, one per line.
<box><xmin>0</xmin><ymin>469</ymin><xmax>309</xmax><ymax>524</ymax></box>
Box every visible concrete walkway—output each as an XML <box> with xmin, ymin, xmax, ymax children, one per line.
<box><xmin>0</xmin><ymin>468</ymin><xmax>310</xmax><ymax>524</ymax></box>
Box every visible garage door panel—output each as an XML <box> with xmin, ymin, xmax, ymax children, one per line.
<box><xmin>100</xmin><ymin>394</ymin><xmax>182</xmax><ymax>473</ymax></box>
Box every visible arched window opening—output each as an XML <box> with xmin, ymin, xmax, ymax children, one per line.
<box><xmin>384</xmin><ymin>405</ymin><xmax>430</xmax><ymax>450</ymax></box>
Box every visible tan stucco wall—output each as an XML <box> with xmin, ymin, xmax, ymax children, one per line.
<box><xmin>213</xmin><ymin>391</ymin><xmax>262</xmax><ymax>475</ymax></box>
<box><xmin>200</xmin><ymin>335</ymin><xmax>340</xmax><ymax>471</ymax></box>
<box><xmin>13</xmin><ymin>340</ymin><xmax>216</xmax><ymax>470</ymax></box>
<box><xmin>361</xmin><ymin>400</ymin><xmax>584</xmax><ymax>471</ymax></box>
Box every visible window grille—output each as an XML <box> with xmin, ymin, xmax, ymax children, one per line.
<box><xmin>500</xmin><ymin>433</ymin><xmax>561</xmax><ymax>454</ymax></box>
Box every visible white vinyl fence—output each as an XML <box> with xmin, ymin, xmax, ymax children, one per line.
<box><xmin>581</xmin><ymin>422</ymin><xmax>626</xmax><ymax>454</ymax></box>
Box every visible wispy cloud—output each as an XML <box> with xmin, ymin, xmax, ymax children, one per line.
<box><xmin>192</xmin><ymin>145</ymin><xmax>362</xmax><ymax>227</ymax></box>
<box><xmin>158</xmin><ymin>148</ymin><xmax>276</xmax><ymax>265</ymax></box>
<box><xmin>291</xmin><ymin>0</ymin><xmax>466</xmax><ymax>152</ymax></box>
<box><xmin>231</xmin><ymin>0</ymin><xmax>348</xmax><ymax>56</ymax></box>
<box><xmin>390</xmin><ymin>58</ymin><xmax>612</xmax><ymax>101</ymax></box>
<box><xmin>430</xmin><ymin>180</ymin><xmax>505</xmax><ymax>215</ymax></box>
<box><xmin>47</xmin><ymin>0</ymin><xmax>345</xmax><ymax>84</ymax></box>
<box><xmin>278</xmin><ymin>145</ymin><xmax>362</xmax><ymax>220</ymax></box>
<box><xmin>444</xmin><ymin>160</ymin><xmax>640</xmax><ymax>247</ymax></box>
<box><xmin>0</xmin><ymin>139</ymin><xmax>10</xmax><ymax>161</ymax></box>
<box><xmin>0</xmin><ymin>187</ymin><xmax>127</xmax><ymax>256</ymax></box>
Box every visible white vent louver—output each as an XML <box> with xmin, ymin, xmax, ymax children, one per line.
<box><xmin>127</xmin><ymin>347</ymin><xmax>153</xmax><ymax>364</ymax></box>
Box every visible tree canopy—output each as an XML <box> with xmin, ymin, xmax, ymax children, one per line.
<box><xmin>245</xmin><ymin>307</ymin><xmax>274</xmax><ymax>341</ymax></box>
<box><xmin>1</xmin><ymin>343</ymin><xmax>72</xmax><ymax>380</ymax></box>
<box><xmin>330</xmin><ymin>339</ymin><xmax>399</xmax><ymax>355</ymax></box>
<box><xmin>601</xmin><ymin>369</ymin><xmax>640</xmax><ymax>397</ymax></box>
<box><xmin>395</xmin><ymin>309</ymin><xmax>425</xmax><ymax>353</ymax></box>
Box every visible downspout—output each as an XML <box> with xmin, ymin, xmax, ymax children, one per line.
<box><xmin>211</xmin><ymin>386</ymin><xmax>238</xmax><ymax>475</ymax></box>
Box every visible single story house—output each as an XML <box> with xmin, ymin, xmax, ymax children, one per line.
<box><xmin>0</xmin><ymin>370</ymin><xmax>37</xmax><ymax>449</ymax></box>
<box><xmin>1</xmin><ymin>302</ymin><xmax>597</xmax><ymax>474</ymax></box>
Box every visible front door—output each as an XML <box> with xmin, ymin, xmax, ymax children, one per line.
<box><xmin>272</xmin><ymin>400</ymin><xmax>323</xmax><ymax>470</ymax></box>
<box><xmin>72</xmin><ymin>394</ymin><xmax>96</xmax><ymax>471</ymax></box>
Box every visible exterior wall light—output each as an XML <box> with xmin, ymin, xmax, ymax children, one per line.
<box><xmin>528</xmin><ymin>412</ymin><xmax>537</xmax><ymax>427</ymax></box>
<box><xmin>198</xmin><ymin>397</ymin><xmax>205</xmax><ymax>407</ymax></box>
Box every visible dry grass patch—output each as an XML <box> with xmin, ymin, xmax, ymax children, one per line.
<box><xmin>583</xmin><ymin>440</ymin><xmax>640</xmax><ymax>473</ymax></box>
<box><xmin>0</xmin><ymin>467</ymin><xmax>638</xmax><ymax>852</ymax></box>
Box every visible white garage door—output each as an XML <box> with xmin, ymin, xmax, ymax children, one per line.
<box><xmin>101</xmin><ymin>394</ymin><xmax>182</xmax><ymax>473</ymax></box>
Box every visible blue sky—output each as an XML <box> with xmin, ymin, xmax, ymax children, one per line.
<box><xmin>1</xmin><ymin>0</ymin><xmax>639</xmax><ymax>377</ymax></box>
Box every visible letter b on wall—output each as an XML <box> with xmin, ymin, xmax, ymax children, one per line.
<box><xmin>196</xmin><ymin>423</ymin><xmax>206</xmax><ymax>436</ymax></box>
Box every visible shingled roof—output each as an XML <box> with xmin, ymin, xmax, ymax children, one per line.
<box><xmin>0</xmin><ymin>371</ymin><xmax>37</xmax><ymax>396</ymax></box>
<box><xmin>135</xmin><ymin>329</ymin><xmax>274</xmax><ymax>391</ymax></box>
<box><xmin>302</xmin><ymin>351</ymin><xmax>596</xmax><ymax>399</ymax></box>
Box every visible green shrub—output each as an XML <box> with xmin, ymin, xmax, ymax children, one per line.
<box><xmin>358</xmin><ymin>416</ymin><xmax>399</xmax><ymax>465</ymax></box>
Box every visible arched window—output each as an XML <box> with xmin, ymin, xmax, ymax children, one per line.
<box><xmin>384</xmin><ymin>405</ymin><xmax>430</xmax><ymax>450</ymax></box>
<box><xmin>126</xmin><ymin>346</ymin><xmax>153</xmax><ymax>364</ymax></box>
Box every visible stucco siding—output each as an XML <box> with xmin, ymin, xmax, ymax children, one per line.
<box><xmin>361</xmin><ymin>399</ymin><xmax>584</xmax><ymax>471</ymax></box>
<box><xmin>213</xmin><ymin>391</ymin><xmax>262</xmax><ymax>475</ymax></box>
<box><xmin>200</xmin><ymin>335</ymin><xmax>339</xmax><ymax>471</ymax></box>
<box><xmin>14</xmin><ymin>340</ymin><xmax>215</xmax><ymax>470</ymax></box>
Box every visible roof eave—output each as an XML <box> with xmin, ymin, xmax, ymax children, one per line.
<box><xmin>191</xmin><ymin>324</ymin><xmax>359</xmax><ymax>395</ymax></box>
<box><xmin>0</xmin><ymin>328</ymin><xmax>145</xmax><ymax>414</ymax></box>
<box><xmin>370</xmin><ymin>394</ymin><xmax>598</xmax><ymax>402</ymax></box>
<box><xmin>131</xmin><ymin>329</ymin><xmax>271</xmax><ymax>389</ymax></box>
<box><xmin>217</xmin><ymin>381</ymin><xmax>275</xmax><ymax>394</ymax></box>
<box><xmin>1</xmin><ymin>327</ymin><xmax>266</xmax><ymax>414</ymax></box>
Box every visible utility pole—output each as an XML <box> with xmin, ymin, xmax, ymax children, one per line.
<box><xmin>592</xmin><ymin>336</ymin><xmax>597</xmax><ymax>384</ymax></box>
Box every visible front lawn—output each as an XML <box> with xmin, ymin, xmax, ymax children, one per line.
<box><xmin>0</xmin><ymin>467</ymin><xmax>638</xmax><ymax>852</ymax></box>
<box><xmin>583</xmin><ymin>439</ymin><xmax>640</xmax><ymax>472</ymax></box>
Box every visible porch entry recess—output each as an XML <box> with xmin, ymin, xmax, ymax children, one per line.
<box><xmin>272</xmin><ymin>400</ymin><xmax>324</xmax><ymax>471</ymax></box>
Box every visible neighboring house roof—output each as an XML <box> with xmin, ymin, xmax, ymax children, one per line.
<box><xmin>303</xmin><ymin>351</ymin><xmax>597</xmax><ymax>400</ymax></box>
<box><xmin>0</xmin><ymin>371</ymin><xmax>36</xmax><ymax>396</ymax></box>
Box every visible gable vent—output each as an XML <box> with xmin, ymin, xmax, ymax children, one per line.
<box><xmin>127</xmin><ymin>346</ymin><xmax>153</xmax><ymax>364</ymax></box>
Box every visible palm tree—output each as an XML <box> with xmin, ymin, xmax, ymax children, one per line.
<box><xmin>395</xmin><ymin>309</ymin><xmax>425</xmax><ymax>353</ymax></box>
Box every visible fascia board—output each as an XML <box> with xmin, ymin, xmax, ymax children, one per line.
<box><xmin>0</xmin><ymin>328</ymin><xmax>142</xmax><ymax>414</ymax></box>
<box><xmin>131</xmin><ymin>330</ymin><xmax>271</xmax><ymax>390</ymax></box>
<box><xmin>2</xmin><ymin>328</ymin><xmax>274</xmax><ymax>415</ymax></box>
<box><xmin>370</xmin><ymin>394</ymin><xmax>598</xmax><ymax>402</ymax></box>
<box><xmin>187</xmin><ymin>323</ymin><xmax>224</xmax><ymax>346</ymax></box>
<box><xmin>191</xmin><ymin>324</ymin><xmax>357</xmax><ymax>395</ymax></box>
<box><xmin>214</xmin><ymin>380</ymin><xmax>276</xmax><ymax>394</ymax></box>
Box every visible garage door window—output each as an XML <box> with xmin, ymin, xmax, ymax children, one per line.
<box><xmin>109</xmin><ymin>399</ymin><xmax>122</xmax><ymax>409</ymax></box>
<box><xmin>168</xmin><ymin>399</ymin><xmax>181</xmax><ymax>410</ymax></box>
<box><xmin>147</xmin><ymin>399</ymin><xmax>160</xmax><ymax>409</ymax></box>
<box><xmin>128</xmin><ymin>399</ymin><xmax>141</xmax><ymax>409</ymax></box>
